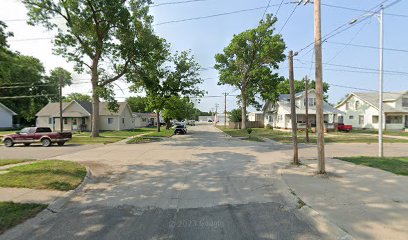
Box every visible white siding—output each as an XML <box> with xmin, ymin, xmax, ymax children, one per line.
<box><xmin>0</xmin><ymin>107</ymin><xmax>13</xmax><ymax>129</ymax></box>
<box><xmin>119</xmin><ymin>106</ymin><xmax>134</xmax><ymax>130</ymax></box>
<box><xmin>99</xmin><ymin>116</ymin><xmax>120</xmax><ymax>131</ymax></box>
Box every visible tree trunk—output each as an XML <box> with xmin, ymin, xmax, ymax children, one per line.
<box><xmin>241</xmin><ymin>96</ymin><xmax>247</xmax><ymax>130</ymax></box>
<box><xmin>156</xmin><ymin>111</ymin><xmax>161</xmax><ymax>132</ymax></box>
<box><xmin>166</xmin><ymin>119</ymin><xmax>171</xmax><ymax>129</ymax></box>
<box><xmin>91</xmin><ymin>81</ymin><xmax>100</xmax><ymax>137</ymax></box>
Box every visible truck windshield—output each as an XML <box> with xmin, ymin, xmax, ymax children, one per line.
<box><xmin>19</xmin><ymin>128</ymin><xmax>31</xmax><ymax>134</ymax></box>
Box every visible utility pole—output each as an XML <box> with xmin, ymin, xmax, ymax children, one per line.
<box><xmin>224</xmin><ymin>93</ymin><xmax>227</xmax><ymax>128</ymax></box>
<box><xmin>289</xmin><ymin>50</ymin><xmax>299</xmax><ymax>165</ymax></box>
<box><xmin>59</xmin><ymin>76</ymin><xmax>63</xmax><ymax>133</ymax></box>
<box><xmin>378</xmin><ymin>5</ymin><xmax>384</xmax><ymax>158</ymax></box>
<box><xmin>215</xmin><ymin>104</ymin><xmax>219</xmax><ymax>124</ymax></box>
<box><xmin>305</xmin><ymin>76</ymin><xmax>310</xmax><ymax>143</ymax></box>
<box><xmin>314</xmin><ymin>0</ymin><xmax>325</xmax><ymax>174</ymax></box>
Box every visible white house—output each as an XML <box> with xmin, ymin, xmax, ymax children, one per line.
<box><xmin>36</xmin><ymin>101</ymin><xmax>134</xmax><ymax>131</ymax></box>
<box><xmin>263</xmin><ymin>90</ymin><xmax>342</xmax><ymax>130</ymax></box>
<box><xmin>0</xmin><ymin>103</ymin><xmax>17</xmax><ymax>129</ymax></box>
<box><xmin>133</xmin><ymin>112</ymin><xmax>157</xmax><ymax>128</ymax></box>
<box><xmin>336</xmin><ymin>91</ymin><xmax>408</xmax><ymax>130</ymax></box>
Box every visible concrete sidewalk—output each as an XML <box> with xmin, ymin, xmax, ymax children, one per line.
<box><xmin>281</xmin><ymin>158</ymin><xmax>408</xmax><ymax>240</ymax></box>
<box><xmin>0</xmin><ymin>187</ymin><xmax>66</xmax><ymax>204</ymax></box>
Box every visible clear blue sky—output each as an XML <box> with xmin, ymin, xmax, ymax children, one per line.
<box><xmin>2</xmin><ymin>0</ymin><xmax>408</xmax><ymax>112</ymax></box>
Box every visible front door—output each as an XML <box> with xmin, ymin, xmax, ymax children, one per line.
<box><xmin>405</xmin><ymin>115</ymin><xmax>408</xmax><ymax>128</ymax></box>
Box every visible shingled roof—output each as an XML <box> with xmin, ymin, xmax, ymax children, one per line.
<box><xmin>36</xmin><ymin>101</ymin><xmax>129</xmax><ymax>117</ymax></box>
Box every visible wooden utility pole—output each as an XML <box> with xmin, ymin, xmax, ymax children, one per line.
<box><xmin>305</xmin><ymin>76</ymin><xmax>310</xmax><ymax>143</ymax></box>
<box><xmin>314</xmin><ymin>0</ymin><xmax>326</xmax><ymax>173</ymax></box>
<box><xmin>59</xmin><ymin>76</ymin><xmax>63</xmax><ymax>132</ymax></box>
<box><xmin>288</xmin><ymin>50</ymin><xmax>299</xmax><ymax>165</ymax></box>
<box><xmin>215</xmin><ymin>103</ymin><xmax>219</xmax><ymax>125</ymax></box>
<box><xmin>224</xmin><ymin>93</ymin><xmax>227</xmax><ymax>128</ymax></box>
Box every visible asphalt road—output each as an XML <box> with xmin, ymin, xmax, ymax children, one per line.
<box><xmin>2</xmin><ymin>125</ymin><xmax>328</xmax><ymax>240</ymax></box>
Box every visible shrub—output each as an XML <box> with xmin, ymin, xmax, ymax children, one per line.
<box><xmin>246</xmin><ymin>128</ymin><xmax>253</xmax><ymax>135</ymax></box>
<box><xmin>266</xmin><ymin>124</ymin><xmax>273</xmax><ymax>130</ymax></box>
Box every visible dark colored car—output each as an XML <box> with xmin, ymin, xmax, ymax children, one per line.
<box><xmin>2</xmin><ymin>127</ymin><xmax>72</xmax><ymax>147</ymax></box>
<box><xmin>337</xmin><ymin>123</ymin><xmax>353</xmax><ymax>132</ymax></box>
<box><xmin>174</xmin><ymin>125</ymin><xmax>187</xmax><ymax>135</ymax></box>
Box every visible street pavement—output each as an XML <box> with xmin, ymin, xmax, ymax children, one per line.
<box><xmin>1</xmin><ymin>124</ymin><xmax>327</xmax><ymax>240</ymax></box>
<box><xmin>2</xmin><ymin>124</ymin><xmax>408</xmax><ymax>239</ymax></box>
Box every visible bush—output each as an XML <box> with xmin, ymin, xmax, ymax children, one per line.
<box><xmin>246</xmin><ymin>128</ymin><xmax>253</xmax><ymax>135</ymax></box>
<box><xmin>266</xmin><ymin>124</ymin><xmax>273</xmax><ymax>130</ymax></box>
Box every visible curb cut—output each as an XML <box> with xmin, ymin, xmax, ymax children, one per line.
<box><xmin>277</xmin><ymin>167</ymin><xmax>353</xmax><ymax>240</ymax></box>
<box><xmin>47</xmin><ymin>165</ymin><xmax>93</xmax><ymax>213</ymax></box>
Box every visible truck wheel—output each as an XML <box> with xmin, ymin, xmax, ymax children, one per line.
<box><xmin>41</xmin><ymin>138</ymin><xmax>52</xmax><ymax>147</ymax></box>
<box><xmin>4</xmin><ymin>139</ymin><xmax>14</xmax><ymax>147</ymax></box>
<box><xmin>24</xmin><ymin>143</ymin><xmax>31</xmax><ymax>146</ymax></box>
<box><xmin>57</xmin><ymin>141</ymin><xmax>65</xmax><ymax>146</ymax></box>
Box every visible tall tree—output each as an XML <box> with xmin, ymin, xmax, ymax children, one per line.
<box><xmin>126</xmin><ymin>96</ymin><xmax>149</xmax><ymax>113</ymax></box>
<box><xmin>162</xmin><ymin>96</ymin><xmax>195</xmax><ymax>128</ymax></box>
<box><xmin>215</xmin><ymin>14</ymin><xmax>286</xmax><ymax>129</ymax></box>
<box><xmin>133</xmin><ymin>39</ymin><xmax>205</xmax><ymax>132</ymax></box>
<box><xmin>277</xmin><ymin>78</ymin><xmax>330</xmax><ymax>100</ymax></box>
<box><xmin>65</xmin><ymin>93</ymin><xmax>92</xmax><ymax>102</ymax></box>
<box><xmin>23</xmin><ymin>0</ymin><xmax>156</xmax><ymax>137</ymax></box>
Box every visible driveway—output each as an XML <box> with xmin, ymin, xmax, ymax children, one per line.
<box><xmin>2</xmin><ymin>124</ymin><xmax>328</xmax><ymax>240</ymax></box>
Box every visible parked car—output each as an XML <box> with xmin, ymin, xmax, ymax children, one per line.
<box><xmin>208</xmin><ymin>119</ymin><xmax>213</xmax><ymax>123</ymax></box>
<box><xmin>337</xmin><ymin>123</ymin><xmax>353</xmax><ymax>132</ymax></box>
<box><xmin>187</xmin><ymin>120</ymin><xmax>196</xmax><ymax>126</ymax></box>
<box><xmin>174</xmin><ymin>125</ymin><xmax>187</xmax><ymax>135</ymax></box>
<box><xmin>2</xmin><ymin>127</ymin><xmax>72</xmax><ymax>147</ymax></box>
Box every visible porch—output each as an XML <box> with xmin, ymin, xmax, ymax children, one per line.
<box><xmin>52</xmin><ymin>117</ymin><xmax>90</xmax><ymax>132</ymax></box>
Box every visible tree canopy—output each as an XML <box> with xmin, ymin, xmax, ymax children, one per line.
<box><xmin>23</xmin><ymin>0</ymin><xmax>156</xmax><ymax>136</ymax></box>
<box><xmin>126</xmin><ymin>96</ymin><xmax>149</xmax><ymax>113</ymax></box>
<box><xmin>64</xmin><ymin>93</ymin><xmax>92</xmax><ymax>102</ymax></box>
<box><xmin>215</xmin><ymin>14</ymin><xmax>286</xmax><ymax>129</ymax></box>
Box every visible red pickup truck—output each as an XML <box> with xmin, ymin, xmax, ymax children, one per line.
<box><xmin>337</xmin><ymin>123</ymin><xmax>353</xmax><ymax>132</ymax></box>
<box><xmin>2</xmin><ymin>127</ymin><xmax>72</xmax><ymax>147</ymax></box>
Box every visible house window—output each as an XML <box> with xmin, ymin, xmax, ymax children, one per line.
<box><xmin>349</xmin><ymin>115</ymin><xmax>354</xmax><ymax>120</ymax></box>
<box><xmin>309</xmin><ymin>98</ymin><xmax>316</xmax><ymax>107</ymax></box>
<box><xmin>338</xmin><ymin>116</ymin><xmax>344</xmax><ymax>123</ymax></box>
<box><xmin>142</xmin><ymin>118</ymin><xmax>147</xmax><ymax>122</ymax></box>
<box><xmin>345</xmin><ymin>102</ymin><xmax>349</xmax><ymax>110</ymax></box>
<box><xmin>359</xmin><ymin>115</ymin><xmax>364</xmax><ymax>125</ymax></box>
<box><xmin>402</xmin><ymin>98</ymin><xmax>408</xmax><ymax>107</ymax></box>
<box><xmin>122</xmin><ymin>118</ymin><xmax>125</xmax><ymax>124</ymax></box>
<box><xmin>372</xmin><ymin>115</ymin><xmax>379</xmax><ymax>124</ymax></box>
<box><xmin>108</xmin><ymin>118</ymin><xmax>114</xmax><ymax>125</ymax></box>
<box><xmin>64</xmin><ymin>118</ymin><xmax>68</xmax><ymax>124</ymax></box>
<box><xmin>72</xmin><ymin>118</ymin><xmax>77</xmax><ymax>125</ymax></box>
<box><xmin>386</xmin><ymin>115</ymin><xmax>403</xmax><ymax>124</ymax></box>
<box><xmin>355</xmin><ymin>101</ymin><xmax>360</xmax><ymax>110</ymax></box>
<box><xmin>48</xmin><ymin>118</ymin><xmax>52</xmax><ymax>124</ymax></box>
<box><xmin>268</xmin><ymin>116</ymin><xmax>273</xmax><ymax>122</ymax></box>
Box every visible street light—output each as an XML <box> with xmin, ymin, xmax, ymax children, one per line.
<box><xmin>349</xmin><ymin>5</ymin><xmax>384</xmax><ymax>157</ymax></box>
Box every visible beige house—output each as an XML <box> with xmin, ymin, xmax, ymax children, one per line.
<box><xmin>36</xmin><ymin>101</ymin><xmax>134</xmax><ymax>131</ymax></box>
<box><xmin>336</xmin><ymin>92</ymin><xmax>408</xmax><ymax>130</ymax></box>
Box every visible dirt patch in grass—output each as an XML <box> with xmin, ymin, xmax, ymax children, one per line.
<box><xmin>0</xmin><ymin>201</ymin><xmax>47</xmax><ymax>234</ymax></box>
<box><xmin>0</xmin><ymin>160</ymin><xmax>87</xmax><ymax>191</ymax></box>
<box><xmin>337</xmin><ymin>157</ymin><xmax>408</xmax><ymax>176</ymax></box>
<box><xmin>127</xmin><ymin>137</ymin><xmax>162</xmax><ymax>144</ymax></box>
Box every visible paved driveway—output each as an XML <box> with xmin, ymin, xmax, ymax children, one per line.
<box><xmin>2</xmin><ymin>125</ymin><xmax>327</xmax><ymax>240</ymax></box>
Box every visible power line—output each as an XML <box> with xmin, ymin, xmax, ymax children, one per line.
<box><xmin>278</xmin><ymin>4</ymin><xmax>299</xmax><ymax>34</ymax></box>
<box><xmin>261</xmin><ymin>0</ymin><xmax>273</xmax><ymax>20</ymax></box>
<box><xmin>274</xmin><ymin>0</ymin><xmax>285</xmax><ymax>18</ymax></box>
<box><xmin>151</xmin><ymin>0</ymin><xmax>210</xmax><ymax>8</ymax></box>
<box><xmin>321</xmin><ymin>3</ymin><xmax>408</xmax><ymax>18</ymax></box>
<box><xmin>0</xmin><ymin>94</ymin><xmax>58</xmax><ymax>99</ymax></box>
<box><xmin>153</xmin><ymin>4</ymin><xmax>280</xmax><ymax>26</ymax></box>
<box><xmin>326</xmin><ymin>41</ymin><xmax>408</xmax><ymax>53</ymax></box>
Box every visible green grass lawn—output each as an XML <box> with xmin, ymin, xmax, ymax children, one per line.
<box><xmin>70</xmin><ymin>129</ymin><xmax>155</xmax><ymax>144</ymax></box>
<box><xmin>126</xmin><ymin>137</ymin><xmax>162</xmax><ymax>144</ymax></box>
<box><xmin>0</xmin><ymin>159</ymin><xmax>33</xmax><ymax>167</ymax></box>
<box><xmin>337</xmin><ymin>157</ymin><xmax>408</xmax><ymax>176</ymax></box>
<box><xmin>217</xmin><ymin>127</ymin><xmax>408</xmax><ymax>144</ymax></box>
<box><xmin>0</xmin><ymin>160</ymin><xmax>87</xmax><ymax>191</ymax></box>
<box><xmin>0</xmin><ymin>131</ymin><xmax>17</xmax><ymax>138</ymax></box>
<box><xmin>145</xmin><ymin>129</ymin><xmax>174</xmax><ymax>138</ymax></box>
<box><xmin>0</xmin><ymin>202</ymin><xmax>47</xmax><ymax>234</ymax></box>
<box><xmin>351</xmin><ymin>129</ymin><xmax>408</xmax><ymax>137</ymax></box>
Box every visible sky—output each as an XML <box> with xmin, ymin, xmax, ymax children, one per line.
<box><xmin>1</xmin><ymin>0</ymin><xmax>408</xmax><ymax>113</ymax></box>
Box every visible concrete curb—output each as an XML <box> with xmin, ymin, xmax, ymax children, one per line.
<box><xmin>277</xmin><ymin>167</ymin><xmax>353</xmax><ymax>240</ymax></box>
<box><xmin>47</xmin><ymin>165</ymin><xmax>93</xmax><ymax>212</ymax></box>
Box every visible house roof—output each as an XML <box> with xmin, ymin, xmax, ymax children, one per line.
<box><xmin>0</xmin><ymin>102</ymin><xmax>17</xmax><ymax>115</ymax></box>
<box><xmin>336</xmin><ymin>91</ymin><xmax>408</xmax><ymax>113</ymax></box>
<box><xmin>36</xmin><ymin>101</ymin><xmax>129</xmax><ymax>117</ymax></box>
<box><xmin>133</xmin><ymin>112</ymin><xmax>156</xmax><ymax>118</ymax></box>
